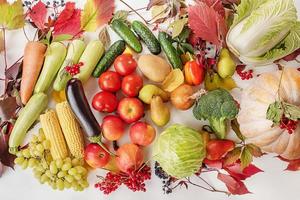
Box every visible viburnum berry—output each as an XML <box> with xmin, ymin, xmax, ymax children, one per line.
<box><xmin>65</xmin><ymin>62</ymin><xmax>84</xmax><ymax>76</ymax></box>
<box><xmin>236</xmin><ymin>65</ymin><xmax>253</xmax><ymax>80</ymax></box>
<box><xmin>279</xmin><ymin>116</ymin><xmax>298</xmax><ymax>134</ymax></box>
<box><xmin>95</xmin><ymin>164</ymin><xmax>151</xmax><ymax>195</ymax></box>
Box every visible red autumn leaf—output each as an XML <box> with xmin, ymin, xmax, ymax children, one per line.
<box><xmin>0</xmin><ymin>121</ymin><xmax>16</xmax><ymax>169</ymax></box>
<box><xmin>28</xmin><ymin>0</ymin><xmax>47</xmax><ymax>30</ymax></box>
<box><xmin>206</xmin><ymin>139</ymin><xmax>235</xmax><ymax>160</ymax></box>
<box><xmin>203</xmin><ymin>158</ymin><xmax>223</xmax><ymax>169</ymax></box>
<box><xmin>224</xmin><ymin>161</ymin><xmax>263</xmax><ymax>180</ymax></box>
<box><xmin>195</xmin><ymin>0</ymin><xmax>225</xmax><ymax>17</ymax></box>
<box><xmin>282</xmin><ymin>48</ymin><xmax>300</xmax><ymax>62</ymax></box>
<box><xmin>53</xmin><ymin>2</ymin><xmax>82</xmax><ymax>37</ymax></box>
<box><xmin>217</xmin><ymin>173</ymin><xmax>251</xmax><ymax>195</ymax></box>
<box><xmin>188</xmin><ymin>2</ymin><xmax>225</xmax><ymax>46</ymax></box>
<box><xmin>286</xmin><ymin>160</ymin><xmax>300</xmax><ymax>171</ymax></box>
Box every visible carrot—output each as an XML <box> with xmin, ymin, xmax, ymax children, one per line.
<box><xmin>20</xmin><ymin>41</ymin><xmax>47</xmax><ymax>105</ymax></box>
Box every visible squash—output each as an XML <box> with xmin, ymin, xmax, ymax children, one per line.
<box><xmin>237</xmin><ymin>68</ymin><xmax>300</xmax><ymax>160</ymax></box>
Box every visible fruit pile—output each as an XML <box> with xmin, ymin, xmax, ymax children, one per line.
<box><xmin>14</xmin><ymin>129</ymin><xmax>89</xmax><ymax>191</ymax></box>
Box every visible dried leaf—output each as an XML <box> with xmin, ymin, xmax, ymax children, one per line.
<box><xmin>81</xmin><ymin>0</ymin><xmax>115</xmax><ymax>32</ymax></box>
<box><xmin>28</xmin><ymin>0</ymin><xmax>47</xmax><ymax>30</ymax></box>
<box><xmin>0</xmin><ymin>121</ymin><xmax>15</xmax><ymax>169</ymax></box>
<box><xmin>246</xmin><ymin>144</ymin><xmax>264</xmax><ymax>158</ymax></box>
<box><xmin>0</xmin><ymin>162</ymin><xmax>3</xmax><ymax>177</ymax></box>
<box><xmin>111</xmin><ymin>10</ymin><xmax>129</xmax><ymax>23</ymax></box>
<box><xmin>224</xmin><ymin>162</ymin><xmax>263</xmax><ymax>180</ymax></box>
<box><xmin>231</xmin><ymin>119</ymin><xmax>245</xmax><ymax>141</ymax></box>
<box><xmin>188</xmin><ymin>2</ymin><xmax>224</xmax><ymax>46</ymax></box>
<box><xmin>147</xmin><ymin>0</ymin><xmax>167</xmax><ymax>10</ymax></box>
<box><xmin>217</xmin><ymin>173</ymin><xmax>251</xmax><ymax>195</ymax></box>
<box><xmin>151</xmin><ymin>5</ymin><xmax>170</xmax><ymax>23</ymax></box>
<box><xmin>98</xmin><ymin>27</ymin><xmax>110</xmax><ymax>48</ymax></box>
<box><xmin>0</xmin><ymin>0</ymin><xmax>25</xmax><ymax>30</ymax></box>
<box><xmin>0</xmin><ymin>97</ymin><xmax>17</xmax><ymax>121</ymax></box>
<box><xmin>224</xmin><ymin>147</ymin><xmax>242</xmax><ymax>166</ymax></box>
<box><xmin>240</xmin><ymin>147</ymin><xmax>252</xmax><ymax>169</ymax></box>
<box><xmin>53</xmin><ymin>2</ymin><xmax>82</xmax><ymax>38</ymax></box>
<box><xmin>169</xmin><ymin>17</ymin><xmax>188</xmax><ymax>38</ymax></box>
<box><xmin>5</xmin><ymin>62</ymin><xmax>22</xmax><ymax>80</ymax></box>
<box><xmin>0</xmin><ymin>29</ymin><xmax>4</xmax><ymax>53</ymax></box>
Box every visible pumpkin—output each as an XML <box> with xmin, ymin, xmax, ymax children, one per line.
<box><xmin>237</xmin><ymin>68</ymin><xmax>300</xmax><ymax>160</ymax></box>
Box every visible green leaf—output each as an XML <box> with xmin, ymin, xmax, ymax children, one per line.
<box><xmin>169</xmin><ymin>17</ymin><xmax>188</xmax><ymax>38</ymax></box>
<box><xmin>180</xmin><ymin>43</ymin><xmax>194</xmax><ymax>54</ymax></box>
<box><xmin>240</xmin><ymin>147</ymin><xmax>253</xmax><ymax>169</ymax></box>
<box><xmin>266</xmin><ymin>101</ymin><xmax>283</xmax><ymax>125</ymax></box>
<box><xmin>246</xmin><ymin>143</ymin><xmax>264</xmax><ymax>158</ymax></box>
<box><xmin>177</xmin><ymin>26</ymin><xmax>191</xmax><ymax>42</ymax></box>
<box><xmin>224</xmin><ymin>147</ymin><xmax>242</xmax><ymax>166</ymax></box>
<box><xmin>282</xmin><ymin>102</ymin><xmax>300</xmax><ymax>121</ymax></box>
<box><xmin>0</xmin><ymin>0</ymin><xmax>25</xmax><ymax>30</ymax></box>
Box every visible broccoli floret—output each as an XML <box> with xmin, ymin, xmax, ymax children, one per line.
<box><xmin>193</xmin><ymin>89</ymin><xmax>239</xmax><ymax>139</ymax></box>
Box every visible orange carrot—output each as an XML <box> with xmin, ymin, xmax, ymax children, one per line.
<box><xmin>20</xmin><ymin>41</ymin><xmax>47</xmax><ymax>105</ymax></box>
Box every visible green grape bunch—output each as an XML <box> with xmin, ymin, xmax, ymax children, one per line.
<box><xmin>14</xmin><ymin>129</ymin><xmax>89</xmax><ymax>191</ymax></box>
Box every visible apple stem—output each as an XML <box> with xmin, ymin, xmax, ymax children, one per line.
<box><xmin>89</xmin><ymin>136</ymin><xmax>116</xmax><ymax>156</ymax></box>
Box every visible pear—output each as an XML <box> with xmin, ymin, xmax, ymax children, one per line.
<box><xmin>217</xmin><ymin>48</ymin><xmax>236</xmax><ymax>78</ymax></box>
<box><xmin>138</xmin><ymin>84</ymin><xmax>169</xmax><ymax>104</ymax></box>
<box><xmin>150</xmin><ymin>96</ymin><xmax>170</xmax><ymax>127</ymax></box>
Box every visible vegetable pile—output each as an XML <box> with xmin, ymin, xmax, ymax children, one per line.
<box><xmin>0</xmin><ymin>0</ymin><xmax>300</xmax><ymax>197</ymax></box>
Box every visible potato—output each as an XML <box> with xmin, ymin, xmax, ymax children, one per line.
<box><xmin>138</xmin><ymin>54</ymin><xmax>171</xmax><ymax>82</ymax></box>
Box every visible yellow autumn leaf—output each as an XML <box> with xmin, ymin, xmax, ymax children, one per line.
<box><xmin>169</xmin><ymin>17</ymin><xmax>188</xmax><ymax>38</ymax></box>
<box><xmin>81</xmin><ymin>0</ymin><xmax>115</xmax><ymax>32</ymax></box>
<box><xmin>0</xmin><ymin>0</ymin><xmax>25</xmax><ymax>30</ymax></box>
<box><xmin>151</xmin><ymin>5</ymin><xmax>169</xmax><ymax>22</ymax></box>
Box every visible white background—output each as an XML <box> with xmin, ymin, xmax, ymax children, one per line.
<box><xmin>1</xmin><ymin>0</ymin><xmax>300</xmax><ymax>200</ymax></box>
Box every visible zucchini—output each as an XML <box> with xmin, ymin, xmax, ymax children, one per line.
<box><xmin>34</xmin><ymin>42</ymin><xmax>67</xmax><ymax>93</ymax></box>
<box><xmin>132</xmin><ymin>20</ymin><xmax>161</xmax><ymax>55</ymax></box>
<box><xmin>92</xmin><ymin>40</ymin><xmax>126</xmax><ymax>77</ymax></box>
<box><xmin>158</xmin><ymin>32</ymin><xmax>183</xmax><ymax>69</ymax></box>
<box><xmin>111</xmin><ymin>19</ymin><xmax>142</xmax><ymax>53</ymax></box>
<box><xmin>53</xmin><ymin>39</ymin><xmax>86</xmax><ymax>91</ymax></box>
<box><xmin>9</xmin><ymin>93</ymin><xmax>48</xmax><ymax>154</ymax></box>
<box><xmin>74</xmin><ymin>40</ymin><xmax>104</xmax><ymax>82</ymax></box>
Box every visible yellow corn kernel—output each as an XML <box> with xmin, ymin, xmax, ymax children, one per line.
<box><xmin>40</xmin><ymin>110</ymin><xmax>68</xmax><ymax>160</ymax></box>
<box><xmin>56</xmin><ymin>101</ymin><xmax>85</xmax><ymax>158</ymax></box>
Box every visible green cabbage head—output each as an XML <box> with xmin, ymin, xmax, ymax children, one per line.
<box><xmin>153</xmin><ymin>124</ymin><xmax>206</xmax><ymax>179</ymax></box>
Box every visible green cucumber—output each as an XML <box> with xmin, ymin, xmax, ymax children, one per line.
<box><xmin>111</xmin><ymin>19</ymin><xmax>142</xmax><ymax>53</ymax></box>
<box><xmin>34</xmin><ymin>42</ymin><xmax>67</xmax><ymax>93</ymax></box>
<box><xmin>92</xmin><ymin>40</ymin><xmax>126</xmax><ymax>77</ymax></box>
<box><xmin>9</xmin><ymin>93</ymin><xmax>48</xmax><ymax>154</ymax></box>
<box><xmin>132</xmin><ymin>20</ymin><xmax>161</xmax><ymax>55</ymax></box>
<box><xmin>53</xmin><ymin>40</ymin><xmax>86</xmax><ymax>91</ymax></box>
<box><xmin>158</xmin><ymin>32</ymin><xmax>183</xmax><ymax>69</ymax></box>
<box><xmin>74</xmin><ymin>40</ymin><xmax>104</xmax><ymax>82</ymax></box>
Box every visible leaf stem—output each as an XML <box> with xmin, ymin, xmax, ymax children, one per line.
<box><xmin>185</xmin><ymin>177</ymin><xmax>230</xmax><ymax>195</ymax></box>
<box><xmin>22</xmin><ymin>27</ymin><xmax>30</xmax><ymax>42</ymax></box>
<box><xmin>2</xmin><ymin>28</ymin><xmax>7</xmax><ymax>70</ymax></box>
<box><xmin>118</xmin><ymin>0</ymin><xmax>149</xmax><ymax>24</ymax></box>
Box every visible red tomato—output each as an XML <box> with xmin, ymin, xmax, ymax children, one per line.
<box><xmin>114</xmin><ymin>54</ymin><xmax>137</xmax><ymax>76</ymax></box>
<box><xmin>184</xmin><ymin>60</ymin><xmax>204</xmax><ymax>86</ymax></box>
<box><xmin>92</xmin><ymin>91</ymin><xmax>118</xmax><ymax>113</ymax></box>
<box><xmin>98</xmin><ymin>71</ymin><xmax>121</xmax><ymax>92</ymax></box>
<box><xmin>206</xmin><ymin>139</ymin><xmax>235</xmax><ymax>160</ymax></box>
<box><xmin>121</xmin><ymin>74</ymin><xmax>143</xmax><ymax>97</ymax></box>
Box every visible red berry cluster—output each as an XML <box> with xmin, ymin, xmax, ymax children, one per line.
<box><xmin>279</xmin><ymin>116</ymin><xmax>298</xmax><ymax>134</ymax></box>
<box><xmin>65</xmin><ymin>62</ymin><xmax>84</xmax><ymax>76</ymax></box>
<box><xmin>94</xmin><ymin>164</ymin><xmax>151</xmax><ymax>195</ymax></box>
<box><xmin>236</xmin><ymin>65</ymin><xmax>253</xmax><ymax>80</ymax></box>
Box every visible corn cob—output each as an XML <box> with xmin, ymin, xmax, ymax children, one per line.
<box><xmin>40</xmin><ymin>110</ymin><xmax>69</xmax><ymax>160</ymax></box>
<box><xmin>56</xmin><ymin>101</ymin><xmax>85</xmax><ymax>158</ymax></box>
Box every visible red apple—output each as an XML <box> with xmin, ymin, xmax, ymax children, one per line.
<box><xmin>84</xmin><ymin>143</ymin><xmax>110</xmax><ymax>168</ymax></box>
<box><xmin>117</xmin><ymin>97</ymin><xmax>144</xmax><ymax>123</ymax></box>
<box><xmin>129</xmin><ymin>122</ymin><xmax>156</xmax><ymax>146</ymax></box>
<box><xmin>102</xmin><ymin>115</ymin><xmax>125</xmax><ymax>141</ymax></box>
<box><xmin>116</xmin><ymin>143</ymin><xmax>144</xmax><ymax>172</ymax></box>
